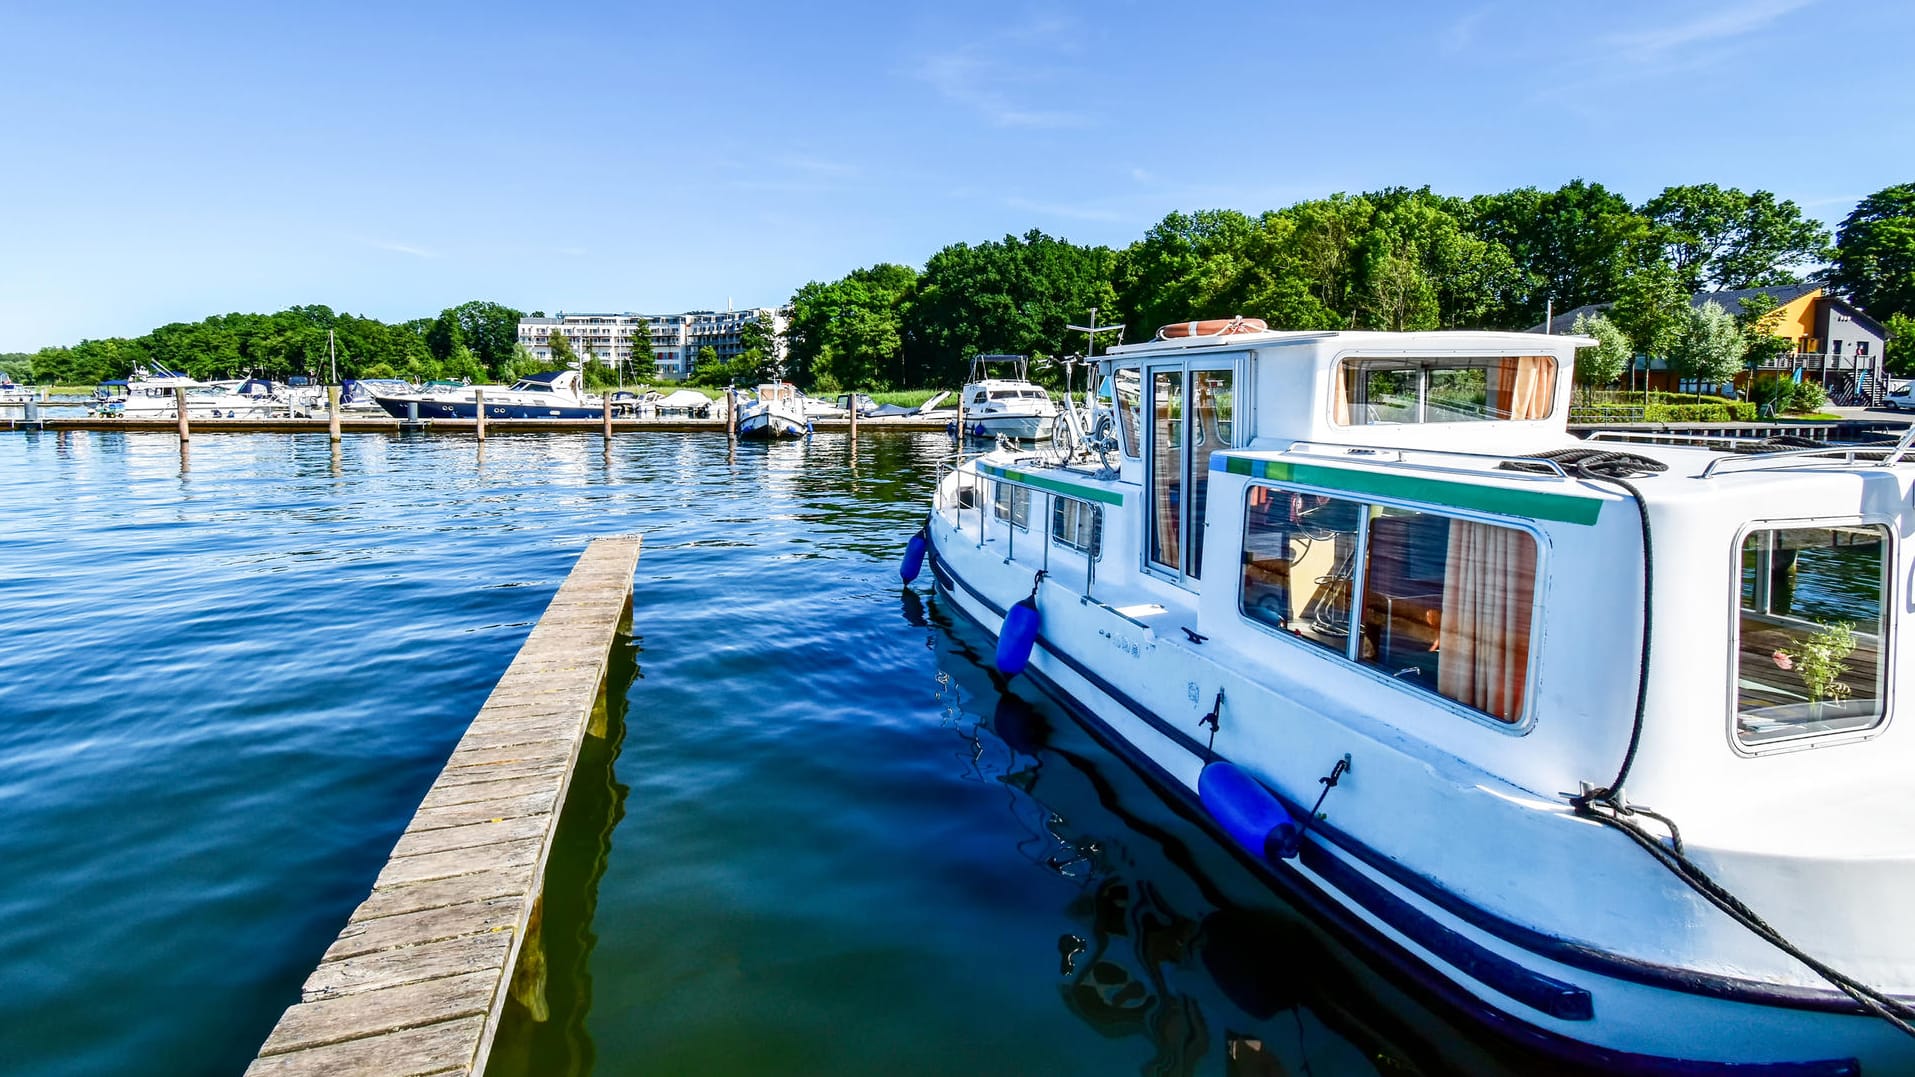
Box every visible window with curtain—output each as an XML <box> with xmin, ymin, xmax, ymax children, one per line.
<box><xmin>1051</xmin><ymin>496</ymin><xmax>1102</xmax><ymax>558</ymax></box>
<box><xmin>1336</xmin><ymin>356</ymin><xmax>1557</xmax><ymax>425</ymax></box>
<box><xmin>1242</xmin><ymin>488</ymin><xmax>1541</xmax><ymax>724</ymax></box>
<box><xmin>1736</xmin><ymin>525</ymin><xmax>1889</xmax><ymax>746</ymax></box>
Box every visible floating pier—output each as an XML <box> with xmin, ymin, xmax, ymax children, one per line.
<box><xmin>246</xmin><ymin>535</ymin><xmax>642</xmax><ymax>1076</ymax></box>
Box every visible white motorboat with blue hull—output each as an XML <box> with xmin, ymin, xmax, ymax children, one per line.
<box><xmin>960</xmin><ymin>354</ymin><xmax>1058</xmax><ymax>440</ymax></box>
<box><xmin>371</xmin><ymin>369</ymin><xmax>603</xmax><ymax>419</ymax></box>
<box><xmin>916</xmin><ymin>323</ymin><xmax>1915</xmax><ymax>1073</ymax></box>
<box><xmin>737</xmin><ymin>382</ymin><xmax>810</xmax><ymax>439</ymax></box>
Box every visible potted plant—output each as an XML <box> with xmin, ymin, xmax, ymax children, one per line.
<box><xmin>1778</xmin><ymin>621</ymin><xmax>1856</xmax><ymax>717</ymax></box>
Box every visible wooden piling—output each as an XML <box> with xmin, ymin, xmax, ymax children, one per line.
<box><xmin>474</xmin><ymin>389</ymin><xmax>486</xmax><ymax>441</ymax></box>
<box><xmin>246</xmin><ymin>536</ymin><xmax>642</xmax><ymax>1077</ymax></box>
<box><xmin>176</xmin><ymin>387</ymin><xmax>190</xmax><ymax>442</ymax></box>
<box><xmin>725</xmin><ymin>389</ymin><xmax>737</xmax><ymax>437</ymax></box>
<box><xmin>848</xmin><ymin>392</ymin><xmax>859</xmax><ymax>439</ymax></box>
<box><xmin>601</xmin><ymin>395</ymin><xmax>612</xmax><ymax>443</ymax></box>
<box><xmin>328</xmin><ymin>387</ymin><xmax>342</xmax><ymax>444</ymax></box>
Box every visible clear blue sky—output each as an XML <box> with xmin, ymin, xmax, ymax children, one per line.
<box><xmin>2</xmin><ymin>0</ymin><xmax>1909</xmax><ymax>352</ymax></box>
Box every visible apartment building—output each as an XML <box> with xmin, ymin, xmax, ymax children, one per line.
<box><xmin>518</xmin><ymin>307</ymin><xmax>788</xmax><ymax>380</ymax></box>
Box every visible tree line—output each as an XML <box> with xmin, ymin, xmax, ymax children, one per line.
<box><xmin>4</xmin><ymin>180</ymin><xmax>1908</xmax><ymax>391</ymax></box>
<box><xmin>0</xmin><ymin>300</ymin><xmax>535</xmax><ymax>387</ymax></box>
<box><xmin>786</xmin><ymin>180</ymin><xmax>1915</xmax><ymax>390</ymax></box>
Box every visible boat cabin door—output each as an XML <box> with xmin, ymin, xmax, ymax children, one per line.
<box><xmin>1145</xmin><ymin>359</ymin><xmax>1240</xmax><ymax>585</ymax></box>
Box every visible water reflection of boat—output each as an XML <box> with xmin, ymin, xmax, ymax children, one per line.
<box><xmin>923</xmin><ymin>608</ymin><xmax>1519</xmax><ymax>1076</ymax></box>
<box><xmin>924</xmin><ymin>322</ymin><xmax>1915</xmax><ymax>1072</ymax></box>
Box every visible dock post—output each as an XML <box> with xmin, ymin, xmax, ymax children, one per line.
<box><xmin>327</xmin><ymin>387</ymin><xmax>341</xmax><ymax>444</ymax></box>
<box><xmin>24</xmin><ymin>397</ymin><xmax>38</xmax><ymax>425</ymax></box>
<box><xmin>474</xmin><ymin>388</ymin><xmax>486</xmax><ymax>441</ymax></box>
<box><xmin>175</xmin><ymin>387</ymin><xmax>190</xmax><ymax>443</ymax></box>
<box><xmin>725</xmin><ymin>389</ymin><xmax>737</xmax><ymax>437</ymax></box>
<box><xmin>848</xmin><ymin>392</ymin><xmax>859</xmax><ymax>439</ymax></box>
<box><xmin>602</xmin><ymin>394</ymin><xmax>613</xmax><ymax>443</ymax></box>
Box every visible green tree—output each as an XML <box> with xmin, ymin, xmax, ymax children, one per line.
<box><xmin>1883</xmin><ymin>312</ymin><xmax>1915</xmax><ymax>377</ymax></box>
<box><xmin>545</xmin><ymin>329</ymin><xmax>578</xmax><ymax>368</ymax></box>
<box><xmin>1610</xmin><ymin>261</ymin><xmax>1688</xmax><ymax>362</ymax></box>
<box><xmin>907</xmin><ymin>229</ymin><xmax>1117</xmax><ymax>387</ymax></box>
<box><xmin>425</xmin><ymin>312</ymin><xmax>465</xmax><ymax>364</ymax></box>
<box><xmin>1667</xmin><ymin>300</ymin><xmax>1745</xmax><ymax>400</ymax></box>
<box><xmin>1463</xmin><ymin>180</ymin><xmax>1656</xmax><ymax>324</ymax></box>
<box><xmin>1569</xmin><ymin>312</ymin><xmax>1630</xmax><ymax>392</ymax></box>
<box><xmin>1827</xmin><ymin>183</ymin><xmax>1915</xmax><ymax>319</ymax></box>
<box><xmin>446</xmin><ymin>301</ymin><xmax>526</xmax><ymax>377</ymax></box>
<box><xmin>628</xmin><ymin>318</ymin><xmax>655</xmax><ymax>381</ymax></box>
<box><xmin>1643</xmin><ymin>184</ymin><xmax>1830</xmax><ymax>293</ymax></box>
<box><xmin>1736</xmin><ymin>292</ymin><xmax>1795</xmax><ymax>378</ymax></box>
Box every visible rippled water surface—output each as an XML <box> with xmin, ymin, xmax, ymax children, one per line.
<box><xmin>0</xmin><ymin>429</ymin><xmax>1556</xmax><ymax>1076</ymax></box>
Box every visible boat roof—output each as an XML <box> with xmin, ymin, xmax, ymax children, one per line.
<box><xmin>1106</xmin><ymin>328</ymin><xmax>1597</xmax><ymax>355</ymax></box>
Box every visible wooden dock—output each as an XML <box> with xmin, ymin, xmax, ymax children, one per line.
<box><xmin>246</xmin><ymin>535</ymin><xmax>643</xmax><ymax>1077</ymax></box>
<box><xmin>2</xmin><ymin>415</ymin><xmax>951</xmax><ymax>434</ymax></box>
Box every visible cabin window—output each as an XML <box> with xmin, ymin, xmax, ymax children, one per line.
<box><xmin>992</xmin><ymin>481</ymin><xmax>1031</xmax><ymax>530</ymax></box>
<box><xmin>1736</xmin><ymin>525</ymin><xmax>1889</xmax><ymax>747</ymax></box>
<box><xmin>1357</xmin><ymin>506</ymin><xmax>1536</xmax><ymax>723</ymax></box>
<box><xmin>1335</xmin><ymin>356</ymin><xmax>1556</xmax><ymax>425</ymax></box>
<box><xmin>1051</xmin><ymin>496</ymin><xmax>1102</xmax><ymax>558</ymax></box>
<box><xmin>1240</xmin><ymin>489</ymin><xmax>1365</xmax><ymax>658</ymax></box>
<box><xmin>1241</xmin><ymin>489</ymin><xmax>1539</xmax><ymax>724</ymax></box>
<box><xmin>1114</xmin><ymin>367</ymin><xmax>1142</xmax><ymax>457</ymax></box>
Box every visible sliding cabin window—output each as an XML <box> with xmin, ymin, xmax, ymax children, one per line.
<box><xmin>1736</xmin><ymin>525</ymin><xmax>1890</xmax><ymax>747</ymax></box>
<box><xmin>1335</xmin><ymin>355</ymin><xmax>1557</xmax><ymax>426</ymax></box>
<box><xmin>991</xmin><ymin>480</ymin><xmax>1031</xmax><ymax>530</ymax></box>
<box><xmin>1240</xmin><ymin>489</ymin><xmax>1539</xmax><ymax>724</ymax></box>
<box><xmin>1114</xmin><ymin>366</ymin><xmax>1143</xmax><ymax>458</ymax></box>
<box><xmin>1051</xmin><ymin>496</ymin><xmax>1103</xmax><ymax>559</ymax></box>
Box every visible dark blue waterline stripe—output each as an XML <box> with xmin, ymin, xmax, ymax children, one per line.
<box><xmin>925</xmin><ymin>527</ymin><xmax>1903</xmax><ymax>1019</ymax></box>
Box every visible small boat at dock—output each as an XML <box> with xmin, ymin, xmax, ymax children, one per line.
<box><xmin>737</xmin><ymin>382</ymin><xmax>809</xmax><ymax>439</ymax></box>
<box><xmin>917</xmin><ymin>319</ymin><xmax>1915</xmax><ymax>1071</ymax></box>
<box><xmin>959</xmin><ymin>354</ymin><xmax>1057</xmax><ymax>440</ymax></box>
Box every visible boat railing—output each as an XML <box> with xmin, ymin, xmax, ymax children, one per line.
<box><xmin>1693</xmin><ymin>425</ymin><xmax>1915</xmax><ymax>478</ymax></box>
<box><xmin>935</xmin><ymin>451</ymin><xmax>1103</xmax><ymax>598</ymax></box>
<box><xmin>1278</xmin><ymin>440</ymin><xmax>1580</xmax><ymax>483</ymax></box>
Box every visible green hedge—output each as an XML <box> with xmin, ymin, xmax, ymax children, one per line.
<box><xmin>1572</xmin><ymin>401</ymin><xmax>1760</xmax><ymax>423</ymax></box>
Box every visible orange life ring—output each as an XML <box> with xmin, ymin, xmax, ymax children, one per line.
<box><xmin>1157</xmin><ymin>317</ymin><xmax>1269</xmax><ymax>339</ymax></box>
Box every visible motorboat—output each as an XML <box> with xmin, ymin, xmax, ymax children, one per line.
<box><xmin>90</xmin><ymin>366</ymin><xmax>292</xmax><ymax>419</ymax></box>
<box><xmin>737</xmin><ymin>381</ymin><xmax>809</xmax><ymax>439</ymax></box>
<box><xmin>915</xmin><ymin>318</ymin><xmax>1915</xmax><ymax>1071</ymax></box>
<box><xmin>0</xmin><ymin>375</ymin><xmax>37</xmax><ymax>404</ymax></box>
<box><xmin>370</xmin><ymin>369</ymin><xmax>604</xmax><ymax>419</ymax></box>
<box><xmin>959</xmin><ymin>354</ymin><xmax>1057</xmax><ymax>440</ymax></box>
<box><xmin>653</xmin><ymin>389</ymin><xmax>714</xmax><ymax>418</ymax></box>
<box><xmin>339</xmin><ymin>378</ymin><xmax>415</xmax><ymax>413</ymax></box>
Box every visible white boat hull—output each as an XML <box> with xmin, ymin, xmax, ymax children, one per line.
<box><xmin>925</xmin><ymin>473</ymin><xmax>1913</xmax><ymax>1074</ymax></box>
<box><xmin>738</xmin><ymin>407</ymin><xmax>807</xmax><ymax>439</ymax></box>
<box><xmin>963</xmin><ymin>413</ymin><xmax>1055</xmax><ymax>440</ymax></box>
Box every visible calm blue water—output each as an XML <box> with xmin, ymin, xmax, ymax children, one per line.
<box><xmin>0</xmin><ymin>429</ymin><xmax>1549</xmax><ymax>1076</ymax></box>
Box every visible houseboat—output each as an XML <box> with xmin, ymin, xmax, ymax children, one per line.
<box><xmin>916</xmin><ymin>320</ymin><xmax>1915</xmax><ymax>1072</ymax></box>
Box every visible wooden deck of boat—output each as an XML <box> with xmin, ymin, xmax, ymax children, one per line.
<box><xmin>245</xmin><ymin>535</ymin><xmax>642</xmax><ymax>1077</ymax></box>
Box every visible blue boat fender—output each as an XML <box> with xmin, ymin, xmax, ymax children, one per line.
<box><xmin>1199</xmin><ymin>761</ymin><xmax>1301</xmax><ymax>861</ymax></box>
<box><xmin>995</xmin><ymin>570</ymin><xmax>1047</xmax><ymax>676</ymax></box>
<box><xmin>900</xmin><ymin>528</ymin><xmax>928</xmax><ymax>583</ymax></box>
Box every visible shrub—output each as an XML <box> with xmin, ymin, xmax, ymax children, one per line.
<box><xmin>1788</xmin><ymin>380</ymin><xmax>1829</xmax><ymax>413</ymax></box>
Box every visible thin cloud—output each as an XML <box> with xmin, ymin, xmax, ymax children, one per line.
<box><xmin>1603</xmin><ymin>0</ymin><xmax>1815</xmax><ymax>61</ymax></box>
<box><xmin>915</xmin><ymin>18</ymin><xmax>1095</xmax><ymax>129</ymax></box>
<box><xmin>368</xmin><ymin>239</ymin><xmax>435</xmax><ymax>258</ymax></box>
<box><xmin>1441</xmin><ymin>6</ymin><xmax>1492</xmax><ymax>55</ymax></box>
<box><xmin>1004</xmin><ymin>196</ymin><xmax>1129</xmax><ymax>223</ymax></box>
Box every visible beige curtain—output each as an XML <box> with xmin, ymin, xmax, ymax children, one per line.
<box><xmin>1491</xmin><ymin>356</ymin><xmax>1555</xmax><ymax>420</ymax></box>
<box><xmin>1333</xmin><ymin>366</ymin><xmax>1354</xmax><ymax>425</ymax></box>
<box><xmin>1438</xmin><ymin>520</ymin><xmax>1536</xmax><ymax>721</ymax></box>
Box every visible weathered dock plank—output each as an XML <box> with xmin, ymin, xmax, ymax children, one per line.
<box><xmin>248</xmin><ymin>535</ymin><xmax>641</xmax><ymax>1077</ymax></box>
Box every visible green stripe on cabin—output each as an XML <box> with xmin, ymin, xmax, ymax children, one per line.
<box><xmin>978</xmin><ymin>462</ymin><xmax>1125</xmax><ymax>506</ymax></box>
<box><xmin>1222</xmin><ymin>455</ymin><xmax>1603</xmax><ymax>525</ymax></box>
